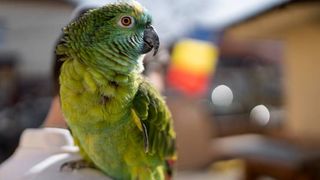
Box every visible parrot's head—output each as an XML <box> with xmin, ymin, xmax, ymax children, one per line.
<box><xmin>58</xmin><ymin>1</ymin><xmax>159</xmax><ymax>71</ymax></box>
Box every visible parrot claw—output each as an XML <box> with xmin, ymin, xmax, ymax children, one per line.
<box><xmin>60</xmin><ymin>159</ymin><xmax>94</xmax><ymax>172</ymax></box>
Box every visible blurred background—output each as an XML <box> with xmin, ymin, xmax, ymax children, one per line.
<box><xmin>0</xmin><ymin>0</ymin><xmax>320</xmax><ymax>179</ymax></box>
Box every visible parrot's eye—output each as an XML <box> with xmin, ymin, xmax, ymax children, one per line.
<box><xmin>118</xmin><ymin>16</ymin><xmax>134</xmax><ymax>28</ymax></box>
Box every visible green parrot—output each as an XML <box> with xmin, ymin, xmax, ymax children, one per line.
<box><xmin>56</xmin><ymin>1</ymin><xmax>176</xmax><ymax>180</ymax></box>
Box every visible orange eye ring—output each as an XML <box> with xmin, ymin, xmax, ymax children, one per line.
<box><xmin>119</xmin><ymin>16</ymin><xmax>134</xmax><ymax>28</ymax></box>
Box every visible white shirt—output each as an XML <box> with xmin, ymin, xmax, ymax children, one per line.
<box><xmin>0</xmin><ymin>128</ymin><xmax>109</xmax><ymax>180</ymax></box>
<box><xmin>0</xmin><ymin>128</ymin><xmax>229</xmax><ymax>180</ymax></box>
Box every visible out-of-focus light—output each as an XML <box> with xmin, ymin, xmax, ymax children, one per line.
<box><xmin>250</xmin><ymin>105</ymin><xmax>270</xmax><ymax>126</ymax></box>
<box><xmin>211</xmin><ymin>85</ymin><xmax>233</xmax><ymax>106</ymax></box>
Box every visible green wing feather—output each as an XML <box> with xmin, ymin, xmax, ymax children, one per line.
<box><xmin>132</xmin><ymin>79</ymin><xmax>176</xmax><ymax>160</ymax></box>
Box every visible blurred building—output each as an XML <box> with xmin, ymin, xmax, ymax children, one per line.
<box><xmin>224</xmin><ymin>0</ymin><xmax>320</xmax><ymax>142</ymax></box>
<box><xmin>211</xmin><ymin>1</ymin><xmax>320</xmax><ymax>179</ymax></box>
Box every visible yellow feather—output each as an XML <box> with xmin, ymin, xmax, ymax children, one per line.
<box><xmin>131</xmin><ymin>109</ymin><xmax>143</xmax><ymax>131</ymax></box>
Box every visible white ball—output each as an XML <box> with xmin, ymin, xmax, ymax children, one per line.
<box><xmin>211</xmin><ymin>85</ymin><xmax>233</xmax><ymax>106</ymax></box>
<box><xmin>250</xmin><ymin>105</ymin><xmax>270</xmax><ymax>126</ymax></box>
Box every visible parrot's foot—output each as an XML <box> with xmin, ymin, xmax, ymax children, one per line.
<box><xmin>60</xmin><ymin>159</ymin><xmax>95</xmax><ymax>172</ymax></box>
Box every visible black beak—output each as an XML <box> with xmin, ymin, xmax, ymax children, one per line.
<box><xmin>141</xmin><ymin>25</ymin><xmax>159</xmax><ymax>56</ymax></box>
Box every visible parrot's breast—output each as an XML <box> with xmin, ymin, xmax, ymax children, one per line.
<box><xmin>59</xmin><ymin>59</ymin><xmax>157</xmax><ymax>178</ymax></box>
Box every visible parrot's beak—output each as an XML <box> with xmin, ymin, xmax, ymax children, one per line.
<box><xmin>141</xmin><ymin>25</ymin><xmax>159</xmax><ymax>56</ymax></box>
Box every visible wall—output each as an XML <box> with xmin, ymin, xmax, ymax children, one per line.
<box><xmin>0</xmin><ymin>0</ymin><xmax>73</xmax><ymax>76</ymax></box>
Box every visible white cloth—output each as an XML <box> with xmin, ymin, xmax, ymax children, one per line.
<box><xmin>0</xmin><ymin>128</ymin><xmax>109</xmax><ymax>180</ymax></box>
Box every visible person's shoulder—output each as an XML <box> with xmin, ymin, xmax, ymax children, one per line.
<box><xmin>0</xmin><ymin>128</ymin><xmax>110</xmax><ymax>180</ymax></box>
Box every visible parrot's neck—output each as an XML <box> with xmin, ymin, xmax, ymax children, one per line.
<box><xmin>57</xmin><ymin>36</ymin><xmax>144</xmax><ymax>76</ymax></box>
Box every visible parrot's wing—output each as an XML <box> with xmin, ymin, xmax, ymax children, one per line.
<box><xmin>131</xmin><ymin>80</ymin><xmax>176</xmax><ymax>160</ymax></box>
